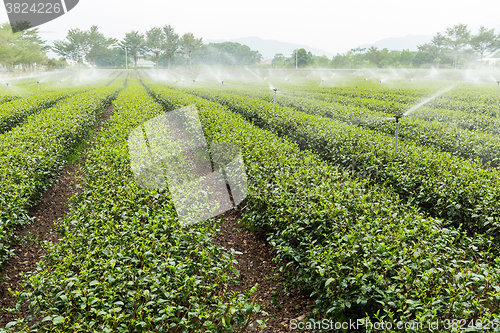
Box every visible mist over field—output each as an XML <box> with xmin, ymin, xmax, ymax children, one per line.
<box><xmin>2</xmin><ymin>1</ymin><xmax>500</xmax><ymax>331</ymax></box>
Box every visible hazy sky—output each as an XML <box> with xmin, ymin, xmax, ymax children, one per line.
<box><xmin>2</xmin><ymin>0</ymin><xmax>500</xmax><ymax>54</ymax></box>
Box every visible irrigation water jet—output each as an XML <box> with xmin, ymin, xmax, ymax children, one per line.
<box><xmin>403</xmin><ymin>85</ymin><xmax>456</xmax><ymax>117</ymax></box>
<box><xmin>367</xmin><ymin>85</ymin><xmax>456</xmax><ymax>156</ymax></box>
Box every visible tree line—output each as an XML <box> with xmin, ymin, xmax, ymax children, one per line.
<box><xmin>0</xmin><ymin>22</ymin><xmax>50</xmax><ymax>72</ymax></box>
<box><xmin>273</xmin><ymin>24</ymin><xmax>500</xmax><ymax>69</ymax></box>
<box><xmin>53</xmin><ymin>25</ymin><xmax>262</xmax><ymax>69</ymax></box>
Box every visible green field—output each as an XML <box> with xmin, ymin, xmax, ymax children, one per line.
<box><xmin>1</xmin><ymin>68</ymin><xmax>500</xmax><ymax>332</ymax></box>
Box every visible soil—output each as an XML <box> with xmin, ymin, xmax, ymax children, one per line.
<box><xmin>0</xmin><ymin>101</ymin><xmax>315</xmax><ymax>331</ymax></box>
<box><xmin>0</xmin><ymin>164</ymin><xmax>81</xmax><ymax>327</ymax></box>
<box><xmin>0</xmin><ymin>105</ymin><xmax>114</xmax><ymax>328</ymax></box>
<box><xmin>214</xmin><ymin>209</ymin><xmax>315</xmax><ymax>332</ymax></box>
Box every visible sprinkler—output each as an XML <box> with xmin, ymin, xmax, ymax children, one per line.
<box><xmin>379</xmin><ymin>80</ymin><xmax>382</xmax><ymax>89</ymax></box>
<box><xmin>394</xmin><ymin>112</ymin><xmax>404</xmax><ymax>155</ymax></box>
<box><xmin>496</xmin><ymin>81</ymin><xmax>500</xmax><ymax>98</ymax></box>
<box><xmin>37</xmin><ymin>81</ymin><xmax>40</xmax><ymax>90</ymax></box>
<box><xmin>192</xmin><ymin>80</ymin><xmax>196</xmax><ymax>83</ymax></box>
<box><xmin>272</xmin><ymin>88</ymin><xmax>278</xmax><ymax>114</ymax></box>
<box><xmin>5</xmin><ymin>83</ymin><xmax>9</xmax><ymax>94</ymax></box>
<box><xmin>221</xmin><ymin>81</ymin><xmax>224</xmax><ymax>94</ymax></box>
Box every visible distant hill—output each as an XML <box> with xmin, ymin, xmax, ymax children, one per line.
<box><xmin>204</xmin><ymin>36</ymin><xmax>334</xmax><ymax>60</ymax></box>
<box><xmin>356</xmin><ymin>34</ymin><xmax>433</xmax><ymax>52</ymax></box>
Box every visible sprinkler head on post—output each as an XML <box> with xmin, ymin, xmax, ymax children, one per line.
<box><xmin>272</xmin><ymin>88</ymin><xmax>278</xmax><ymax>114</ymax></box>
<box><xmin>393</xmin><ymin>112</ymin><xmax>404</xmax><ymax>155</ymax></box>
<box><xmin>395</xmin><ymin>112</ymin><xmax>404</xmax><ymax>123</ymax></box>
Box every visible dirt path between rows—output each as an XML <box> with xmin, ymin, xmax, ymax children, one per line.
<box><xmin>137</xmin><ymin>70</ymin><xmax>317</xmax><ymax>332</ymax></box>
<box><xmin>0</xmin><ymin>88</ymin><xmax>315</xmax><ymax>331</ymax></box>
<box><xmin>0</xmin><ymin>104</ymin><xmax>115</xmax><ymax>328</ymax></box>
<box><xmin>214</xmin><ymin>209</ymin><xmax>314</xmax><ymax>332</ymax></box>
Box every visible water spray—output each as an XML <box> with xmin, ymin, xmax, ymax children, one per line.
<box><xmin>272</xmin><ymin>88</ymin><xmax>278</xmax><ymax>114</ymax></box>
<box><xmin>369</xmin><ymin>85</ymin><xmax>456</xmax><ymax>156</ymax></box>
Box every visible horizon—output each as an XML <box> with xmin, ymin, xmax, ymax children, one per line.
<box><xmin>2</xmin><ymin>0</ymin><xmax>500</xmax><ymax>59</ymax></box>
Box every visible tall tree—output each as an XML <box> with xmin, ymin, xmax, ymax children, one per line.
<box><xmin>417</xmin><ymin>32</ymin><xmax>447</xmax><ymax>68</ymax></box>
<box><xmin>0</xmin><ymin>23</ymin><xmax>22</xmax><ymax>70</ymax></box>
<box><xmin>119</xmin><ymin>31</ymin><xmax>146</xmax><ymax>70</ymax></box>
<box><xmin>180</xmin><ymin>32</ymin><xmax>202</xmax><ymax>70</ymax></box>
<box><xmin>162</xmin><ymin>25</ymin><xmax>179</xmax><ymax>70</ymax></box>
<box><xmin>95</xmin><ymin>48</ymin><xmax>126</xmax><ymax>68</ymax></box>
<box><xmin>192</xmin><ymin>42</ymin><xmax>262</xmax><ymax>66</ymax></box>
<box><xmin>292</xmin><ymin>48</ymin><xmax>313</xmax><ymax>68</ymax></box>
<box><xmin>86</xmin><ymin>25</ymin><xmax>117</xmax><ymax>67</ymax></box>
<box><xmin>19</xmin><ymin>27</ymin><xmax>49</xmax><ymax>53</ymax></box>
<box><xmin>444</xmin><ymin>23</ymin><xmax>470</xmax><ymax>69</ymax></box>
<box><xmin>366</xmin><ymin>46</ymin><xmax>389</xmax><ymax>67</ymax></box>
<box><xmin>52</xmin><ymin>28</ymin><xmax>89</xmax><ymax>65</ymax></box>
<box><xmin>469</xmin><ymin>26</ymin><xmax>500</xmax><ymax>67</ymax></box>
<box><xmin>0</xmin><ymin>23</ymin><xmax>47</xmax><ymax>72</ymax></box>
<box><xmin>145</xmin><ymin>27</ymin><xmax>164</xmax><ymax>70</ymax></box>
